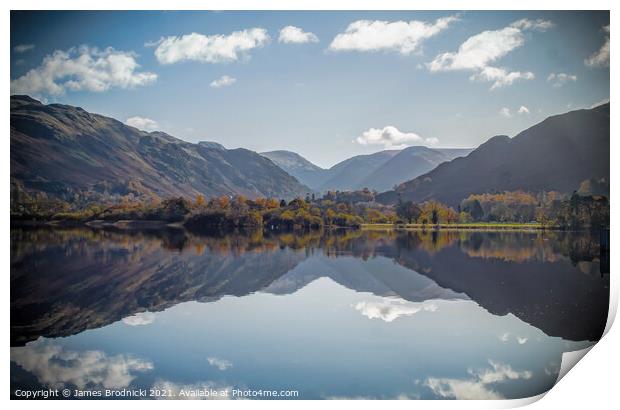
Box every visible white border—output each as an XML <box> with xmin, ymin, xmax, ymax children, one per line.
<box><xmin>3</xmin><ymin>1</ymin><xmax>617</xmax><ymax>409</ymax></box>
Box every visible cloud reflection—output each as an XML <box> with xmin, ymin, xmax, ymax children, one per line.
<box><xmin>425</xmin><ymin>360</ymin><xmax>532</xmax><ymax>399</ymax></box>
<box><xmin>354</xmin><ymin>298</ymin><xmax>438</xmax><ymax>322</ymax></box>
<box><xmin>11</xmin><ymin>339</ymin><xmax>153</xmax><ymax>389</ymax></box>
<box><xmin>207</xmin><ymin>356</ymin><xmax>233</xmax><ymax>371</ymax></box>
<box><xmin>151</xmin><ymin>380</ymin><xmax>233</xmax><ymax>400</ymax></box>
<box><xmin>122</xmin><ymin>312</ymin><xmax>157</xmax><ymax>326</ymax></box>
<box><xmin>498</xmin><ymin>332</ymin><xmax>529</xmax><ymax>344</ymax></box>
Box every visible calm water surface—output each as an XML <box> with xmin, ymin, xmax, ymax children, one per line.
<box><xmin>10</xmin><ymin>228</ymin><xmax>609</xmax><ymax>399</ymax></box>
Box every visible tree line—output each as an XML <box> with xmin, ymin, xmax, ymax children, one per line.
<box><xmin>11</xmin><ymin>186</ymin><xmax>609</xmax><ymax>231</ymax></box>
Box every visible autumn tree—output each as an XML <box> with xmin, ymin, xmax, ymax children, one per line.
<box><xmin>234</xmin><ymin>195</ymin><xmax>247</xmax><ymax>207</ymax></box>
<box><xmin>195</xmin><ymin>194</ymin><xmax>206</xmax><ymax>208</ymax></box>
<box><xmin>266</xmin><ymin>198</ymin><xmax>280</xmax><ymax>209</ymax></box>
<box><xmin>325</xmin><ymin>208</ymin><xmax>336</xmax><ymax>225</ymax></box>
<box><xmin>218</xmin><ymin>195</ymin><xmax>230</xmax><ymax>209</ymax></box>
<box><xmin>396</xmin><ymin>201</ymin><xmax>421</xmax><ymax>224</ymax></box>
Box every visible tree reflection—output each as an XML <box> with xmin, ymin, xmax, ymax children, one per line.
<box><xmin>11</xmin><ymin>227</ymin><xmax>608</xmax><ymax>345</ymax></box>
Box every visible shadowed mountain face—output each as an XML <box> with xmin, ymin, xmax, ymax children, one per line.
<box><xmin>10</xmin><ymin>228</ymin><xmax>310</xmax><ymax>346</ymax></box>
<box><xmin>389</xmin><ymin>232</ymin><xmax>609</xmax><ymax>342</ymax></box>
<box><xmin>11</xmin><ymin>228</ymin><xmax>608</xmax><ymax>346</ymax></box>
<box><xmin>377</xmin><ymin>104</ymin><xmax>610</xmax><ymax>206</ymax></box>
<box><xmin>262</xmin><ymin>147</ymin><xmax>471</xmax><ymax>193</ymax></box>
<box><xmin>10</xmin><ymin>95</ymin><xmax>309</xmax><ymax>202</ymax></box>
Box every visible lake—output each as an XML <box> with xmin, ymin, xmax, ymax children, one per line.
<box><xmin>10</xmin><ymin>227</ymin><xmax>609</xmax><ymax>400</ymax></box>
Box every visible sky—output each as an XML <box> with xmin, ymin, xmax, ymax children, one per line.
<box><xmin>10</xmin><ymin>11</ymin><xmax>610</xmax><ymax>168</ymax></box>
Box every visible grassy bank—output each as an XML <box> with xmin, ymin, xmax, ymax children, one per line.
<box><xmin>361</xmin><ymin>222</ymin><xmax>560</xmax><ymax>231</ymax></box>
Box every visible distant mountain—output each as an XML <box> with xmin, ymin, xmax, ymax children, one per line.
<box><xmin>319</xmin><ymin>150</ymin><xmax>401</xmax><ymax>192</ymax></box>
<box><xmin>262</xmin><ymin>254</ymin><xmax>466</xmax><ymax>301</ymax></box>
<box><xmin>261</xmin><ymin>150</ymin><xmax>330</xmax><ymax>190</ymax></box>
<box><xmin>262</xmin><ymin>147</ymin><xmax>470</xmax><ymax>193</ymax></box>
<box><xmin>10</xmin><ymin>95</ymin><xmax>310</xmax><ymax>202</ymax></box>
<box><xmin>358</xmin><ymin>146</ymin><xmax>472</xmax><ymax>192</ymax></box>
<box><xmin>377</xmin><ymin>104</ymin><xmax>610</xmax><ymax>206</ymax></box>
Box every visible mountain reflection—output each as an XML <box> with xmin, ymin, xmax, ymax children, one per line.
<box><xmin>11</xmin><ymin>227</ymin><xmax>608</xmax><ymax>346</ymax></box>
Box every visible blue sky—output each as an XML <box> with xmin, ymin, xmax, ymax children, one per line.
<box><xmin>11</xmin><ymin>11</ymin><xmax>610</xmax><ymax>168</ymax></box>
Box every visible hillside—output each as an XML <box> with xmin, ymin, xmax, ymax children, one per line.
<box><xmin>377</xmin><ymin>104</ymin><xmax>610</xmax><ymax>206</ymax></box>
<box><xmin>10</xmin><ymin>96</ymin><xmax>310</xmax><ymax>203</ymax></box>
<box><xmin>261</xmin><ymin>150</ymin><xmax>330</xmax><ymax>189</ymax></box>
<box><xmin>319</xmin><ymin>150</ymin><xmax>401</xmax><ymax>192</ymax></box>
<box><xmin>358</xmin><ymin>146</ymin><xmax>472</xmax><ymax>192</ymax></box>
<box><xmin>263</xmin><ymin>147</ymin><xmax>471</xmax><ymax>193</ymax></box>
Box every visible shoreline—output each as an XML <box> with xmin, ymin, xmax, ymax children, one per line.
<box><xmin>11</xmin><ymin>219</ymin><xmax>570</xmax><ymax>232</ymax></box>
<box><xmin>360</xmin><ymin>223</ymin><xmax>563</xmax><ymax>231</ymax></box>
<box><xmin>10</xmin><ymin>219</ymin><xmax>183</xmax><ymax>230</ymax></box>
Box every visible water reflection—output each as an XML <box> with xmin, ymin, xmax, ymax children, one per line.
<box><xmin>11</xmin><ymin>339</ymin><xmax>154</xmax><ymax>390</ymax></box>
<box><xmin>10</xmin><ymin>227</ymin><xmax>609</xmax><ymax>399</ymax></box>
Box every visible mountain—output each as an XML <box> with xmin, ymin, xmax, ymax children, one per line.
<box><xmin>319</xmin><ymin>150</ymin><xmax>401</xmax><ymax>192</ymax></box>
<box><xmin>10</xmin><ymin>228</ymin><xmax>307</xmax><ymax>346</ymax></box>
<box><xmin>391</xmin><ymin>232</ymin><xmax>608</xmax><ymax>341</ymax></box>
<box><xmin>10</xmin><ymin>95</ymin><xmax>310</xmax><ymax>202</ymax></box>
<box><xmin>12</xmin><ymin>228</ymin><xmax>606</xmax><ymax>345</ymax></box>
<box><xmin>262</xmin><ymin>147</ymin><xmax>471</xmax><ymax>193</ymax></box>
<box><xmin>358</xmin><ymin>146</ymin><xmax>472</xmax><ymax>192</ymax></box>
<box><xmin>261</xmin><ymin>150</ymin><xmax>330</xmax><ymax>189</ymax></box>
<box><xmin>377</xmin><ymin>104</ymin><xmax>610</xmax><ymax>206</ymax></box>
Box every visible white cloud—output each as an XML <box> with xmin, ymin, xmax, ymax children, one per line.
<box><xmin>278</xmin><ymin>26</ymin><xmax>319</xmax><ymax>44</ymax></box>
<box><xmin>428</xmin><ymin>27</ymin><xmax>525</xmax><ymax>71</ymax></box>
<box><xmin>151</xmin><ymin>380</ymin><xmax>233</xmax><ymax>400</ymax></box>
<box><xmin>354</xmin><ymin>126</ymin><xmax>439</xmax><ymax>149</ymax></box>
<box><xmin>210</xmin><ymin>75</ymin><xmax>236</xmax><ymax>88</ymax></box>
<box><xmin>329</xmin><ymin>16</ymin><xmax>458</xmax><ymax>55</ymax></box>
<box><xmin>11</xmin><ymin>340</ymin><xmax>153</xmax><ymax>390</ymax></box>
<box><xmin>499</xmin><ymin>107</ymin><xmax>512</xmax><ymax>117</ymax></box>
<box><xmin>585</xmin><ymin>25</ymin><xmax>610</xmax><ymax>68</ymax></box>
<box><xmin>354</xmin><ymin>298</ymin><xmax>438</xmax><ymax>322</ymax></box>
<box><xmin>425</xmin><ymin>377</ymin><xmax>504</xmax><ymax>399</ymax></box>
<box><xmin>470</xmin><ymin>360</ymin><xmax>533</xmax><ymax>384</ymax></box>
<box><xmin>498</xmin><ymin>332</ymin><xmax>531</xmax><ymax>344</ymax></box>
<box><xmin>469</xmin><ymin>66</ymin><xmax>534</xmax><ymax>90</ymax></box>
<box><xmin>544</xmin><ymin>361</ymin><xmax>561</xmax><ymax>376</ymax></box>
<box><xmin>10</xmin><ymin>46</ymin><xmax>157</xmax><ymax>97</ymax></box>
<box><xmin>126</xmin><ymin>116</ymin><xmax>159</xmax><ymax>131</ymax></box>
<box><xmin>590</xmin><ymin>97</ymin><xmax>610</xmax><ymax>108</ymax></box>
<box><xmin>428</xmin><ymin>19</ymin><xmax>550</xmax><ymax>89</ymax></box>
<box><xmin>547</xmin><ymin>72</ymin><xmax>577</xmax><ymax>87</ymax></box>
<box><xmin>122</xmin><ymin>311</ymin><xmax>157</xmax><ymax>325</ymax></box>
<box><xmin>154</xmin><ymin>28</ymin><xmax>269</xmax><ymax>64</ymax></box>
<box><xmin>13</xmin><ymin>44</ymin><xmax>35</xmax><ymax>53</ymax></box>
<box><xmin>518</xmin><ymin>106</ymin><xmax>530</xmax><ymax>114</ymax></box>
<box><xmin>425</xmin><ymin>360</ymin><xmax>532</xmax><ymax>400</ymax></box>
<box><xmin>510</xmin><ymin>18</ymin><xmax>555</xmax><ymax>31</ymax></box>
<box><xmin>144</xmin><ymin>39</ymin><xmax>163</xmax><ymax>48</ymax></box>
<box><xmin>207</xmin><ymin>356</ymin><xmax>233</xmax><ymax>371</ymax></box>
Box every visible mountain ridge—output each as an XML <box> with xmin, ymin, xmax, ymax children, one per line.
<box><xmin>377</xmin><ymin>104</ymin><xmax>610</xmax><ymax>206</ymax></box>
<box><xmin>262</xmin><ymin>146</ymin><xmax>472</xmax><ymax>193</ymax></box>
<box><xmin>10</xmin><ymin>95</ymin><xmax>311</xmax><ymax>202</ymax></box>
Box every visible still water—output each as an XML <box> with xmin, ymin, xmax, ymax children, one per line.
<box><xmin>10</xmin><ymin>228</ymin><xmax>609</xmax><ymax>399</ymax></box>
